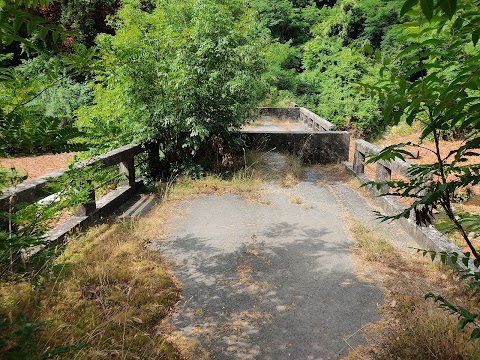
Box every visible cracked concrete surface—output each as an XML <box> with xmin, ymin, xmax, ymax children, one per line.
<box><xmin>156</xmin><ymin>153</ymin><xmax>418</xmax><ymax>359</ymax></box>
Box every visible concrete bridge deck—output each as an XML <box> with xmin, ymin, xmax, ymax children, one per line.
<box><xmin>242</xmin><ymin>115</ymin><xmax>314</xmax><ymax>133</ymax></box>
<box><xmin>156</xmin><ymin>153</ymin><xmax>418</xmax><ymax>359</ymax></box>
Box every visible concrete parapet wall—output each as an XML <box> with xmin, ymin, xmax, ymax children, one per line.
<box><xmin>242</xmin><ymin>131</ymin><xmax>350</xmax><ymax>164</ymax></box>
<box><xmin>299</xmin><ymin>107</ymin><xmax>336</xmax><ymax>131</ymax></box>
<box><xmin>0</xmin><ymin>142</ymin><xmax>160</xmax><ymax>251</ymax></box>
<box><xmin>344</xmin><ymin>142</ymin><xmax>476</xmax><ymax>272</ymax></box>
<box><xmin>354</xmin><ymin>139</ymin><xmax>411</xmax><ymax>176</ymax></box>
<box><xmin>0</xmin><ymin>143</ymin><xmax>145</xmax><ymax>212</ymax></box>
<box><xmin>255</xmin><ymin>106</ymin><xmax>337</xmax><ymax>132</ymax></box>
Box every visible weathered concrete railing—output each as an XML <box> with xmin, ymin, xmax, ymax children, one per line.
<box><xmin>298</xmin><ymin>107</ymin><xmax>336</xmax><ymax>132</ymax></box>
<box><xmin>243</xmin><ymin>131</ymin><xmax>350</xmax><ymax>164</ymax></box>
<box><xmin>0</xmin><ymin>142</ymin><xmax>160</xmax><ymax>245</ymax></box>
<box><xmin>345</xmin><ymin>139</ymin><xmax>470</xmax><ymax>268</ymax></box>
<box><xmin>352</xmin><ymin>139</ymin><xmax>411</xmax><ymax>194</ymax></box>
<box><xmin>247</xmin><ymin>106</ymin><xmax>347</xmax><ymax>163</ymax></box>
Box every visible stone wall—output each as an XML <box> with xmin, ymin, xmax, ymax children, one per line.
<box><xmin>242</xmin><ymin>131</ymin><xmax>350</xmax><ymax>164</ymax></box>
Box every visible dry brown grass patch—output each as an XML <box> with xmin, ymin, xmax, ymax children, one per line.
<box><xmin>161</xmin><ymin>151</ymin><xmax>267</xmax><ymax>203</ymax></box>
<box><xmin>288</xmin><ymin>194</ymin><xmax>304</xmax><ymax>204</ymax></box>
<box><xmin>345</xmin><ymin>219</ymin><xmax>480</xmax><ymax>359</ymax></box>
<box><xmin>312</xmin><ymin>163</ymin><xmax>352</xmax><ymax>184</ymax></box>
<box><xmin>280</xmin><ymin>154</ymin><xmax>303</xmax><ymax>188</ymax></box>
<box><xmin>0</xmin><ymin>218</ymin><xmax>182</xmax><ymax>359</ymax></box>
<box><xmin>348</xmin><ymin>219</ymin><xmax>396</xmax><ymax>263</ymax></box>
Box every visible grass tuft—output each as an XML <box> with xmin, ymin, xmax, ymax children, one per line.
<box><xmin>280</xmin><ymin>154</ymin><xmax>303</xmax><ymax>188</ymax></box>
<box><xmin>345</xmin><ymin>219</ymin><xmax>480</xmax><ymax>360</ymax></box>
<box><xmin>349</xmin><ymin>220</ymin><xmax>395</xmax><ymax>263</ymax></box>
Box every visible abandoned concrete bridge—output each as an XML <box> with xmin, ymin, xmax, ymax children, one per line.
<box><xmin>0</xmin><ymin>106</ymin><xmax>464</xmax><ymax>359</ymax></box>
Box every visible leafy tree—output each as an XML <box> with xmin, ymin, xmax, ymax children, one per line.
<box><xmin>0</xmin><ymin>0</ymin><xmax>92</xmax><ymax>156</ymax></box>
<box><xmin>59</xmin><ymin>0</ymin><xmax>118</xmax><ymax>46</ymax></box>
<box><xmin>251</xmin><ymin>0</ymin><xmax>313</xmax><ymax>45</ymax></box>
<box><xmin>300</xmin><ymin>36</ymin><xmax>383</xmax><ymax>136</ymax></box>
<box><xmin>363</xmin><ymin>0</ymin><xmax>480</xmax><ymax>339</ymax></box>
<box><xmin>0</xmin><ymin>54</ymin><xmax>88</xmax><ymax>155</ymax></box>
<box><xmin>0</xmin><ymin>0</ymin><xmax>70</xmax><ymax>62</ymax></box>
<box><xmin>264</xmin><ymin>0</ymin><xmax>407</xmax><ymax>136</ymax></box>
<box><xmin>77</xmin><ymin>0</ymin><xmax>267</xmax><ymax>173</ymax></box>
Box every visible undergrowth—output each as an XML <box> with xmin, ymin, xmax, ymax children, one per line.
<box><xmin>161</xmin><ymin>150</ymin><xmax>267</xmax><ymax>202</ymax></box>
<box><xmin>346</xmin><ymin>221</ymin><xmax>480</xmax><ymax>359</ymax></box>
<box><xmin>349</xmin><ymin>220</ymin><xmax>395</xmax><ymax>263</ymax></box>
<box><xmin>0</xmin><ymin>150</ymin><xmax>270</xmax><ymax>359</ymax></box>
<box><xmin>0</xmin><ymin>213</ymin><xmax>182</xmax><ymax>359</ymax></box>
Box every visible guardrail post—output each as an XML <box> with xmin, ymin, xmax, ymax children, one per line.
<box><xmin>75</xmin><ymin>180</ymin><xmax>96</xmax><ymax>216</ymax></box>
<box><xmin>119</xmin><ymin>157</ymin><xmax>136</xmax><ymax>187</ymax></box>
<box><xmin>375</xmin><ymin>163</ymin><xmax>392</xmax><ymax>194</ymax></box>
<box><xmin>353</xmin><ymin>149</ymin><xmax>365</xmax><ymax>174</ymax></box>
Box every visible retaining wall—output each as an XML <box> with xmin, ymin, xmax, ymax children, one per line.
<box><xmin>242</xmin><ymin>131</ymin><xmax>350</xmax><ymax>164</ymax></box>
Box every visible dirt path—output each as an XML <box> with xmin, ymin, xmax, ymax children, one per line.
<box><xmin>157</xmin><ymin>153</ymin><xmax>419</xmax><ymax>359</ymax></box>
<box><xmin>0</xmin><ymin>153</ymin><xmax>76</xmax><ymax>180</ymax></box>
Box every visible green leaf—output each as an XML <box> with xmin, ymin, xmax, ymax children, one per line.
<box><xmin>473</xmin><ymin>29</ymin><xmax>479</xmax><ymax>46</ymax></box>
<box><xmin>451</xmin><ymin>253</ymin><xmax>458</xmax><ymax>264</ymax></box>
<box><xmin>420</xmin><ymin>0</ymin><xmax>434</xmax><ymax>20</ymax></box>
<box><xmin>440</xmin><ymin>252</ymin><xmax>446</xmax><ymax>264</ymax></box>
<box><xmin>457</xmin><ymin>311</ymin><xmax>476</xmax><ymax>330</ymax></box>
<box><xmin>438</xmin><ymin>0</ymin><xmax>457</xmax><ymax>18</ymax></box>
<box><xmin>452</xmin><ymin>17</ymin><xmax>464</xmax><ymax>30</ymax></box>
<box><xmin>470</xmin><ymin>328</ymin><xmax>480</xmax><ymax>340</ymax></box>
<box><xmin>401</xmin><ymin>0</ymin><xmax>420</xmax><ymax>17</ymax></box>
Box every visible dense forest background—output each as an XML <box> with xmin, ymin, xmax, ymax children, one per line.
<box><xmin>0</xmin><ymin>0</ymin><xmax>477</xmax><ymax>163</ymax></box>
<box><xmin>1</xmin><ymin>1</ymin><xmax>480</xmax><ymax>356</ymax></box>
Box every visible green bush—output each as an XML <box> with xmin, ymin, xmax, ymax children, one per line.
<box><xmin>77</xmin><ymin>0</ymin><xmax>268</xmax><ymax>172</ymax></box>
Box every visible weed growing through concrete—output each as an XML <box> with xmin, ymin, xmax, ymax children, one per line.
<box><xmin>348</xmin><ymin>219</ymin><xmax>395</xmax><ymax>263</ymax></box>
<box><xmin>288</xmin><ymin>194</ymin><xmax>304</xmax><ymax>204</ymax></box>
<box><xmin>280</xmin><ymin>154</ymin><xmax>303</xmax><ymax>187</ymax></box>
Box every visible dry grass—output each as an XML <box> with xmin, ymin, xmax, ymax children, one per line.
<box><xmin>288</xmin><ymin>194</ymin><xmax>304</xmax><ymax>204</ymax></box>
<box><xmin>312</xmin><ymin>163</ymin><xmax>352</xmax><ymax>184</ymax></box>
<box><xmin>348</xmin><ymin>220</ymin><xmax>396</xmax><ymax>263</ymax></box>
<box><xmin>374</xmin><ymin>121</ymin><xmax>480</xmax><ymax>203</ymax></box>
<box><xmin>0</xmin><ymin>151</ymin><xmax>272</xmax><ymax>359</ymax></box>
<box><xmin>165</xmin><ymin>173</ymin><xmax>263</xmax><ymax>203</ymax></box>
<box><xmin>280</xmin><ymin>154</ymin><xmax>303</xmax><ymax>188</ymax></box>
<box><xmin>345</xmin><ymin>219</ymin><xmax>480</xmax><ymax>360</ymax></box>
<box><xmin>162</xmin><ymin>151</ymin><xmax>267</xmax><ymax>203</ymax></box>
<box><xmin>0</xmin><ymin>217</ymin><xmax>182</xmax><ymax>359</ymax></box>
